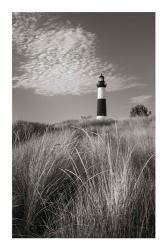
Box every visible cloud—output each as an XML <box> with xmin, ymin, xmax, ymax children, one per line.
<box><xmin>129</xmin><ymin>95</ymin><xmax>152</xmax><ymax>104</ymax></box>
<box><xmin>13</xmin><ymin>13</ymin><xmax>139</xmax><ymax>96</ymax></box>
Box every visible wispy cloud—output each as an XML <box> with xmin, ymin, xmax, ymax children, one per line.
<box><xmin>13</xmin><ymin>13</ymin><xmax>139</xmax><ymax>96</ymax></box>
<box><xmin>129</xmin><ymin>95</ymin><xmax>152</xmax><ymax>104</ymax></box>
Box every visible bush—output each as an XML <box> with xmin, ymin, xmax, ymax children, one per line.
<box><xmin>130</xmin><ymin>104</ymin><xmax>151</xmax><ymax>117</ymax></box>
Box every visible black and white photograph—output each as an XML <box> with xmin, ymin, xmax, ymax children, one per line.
<box><xmin>12</xmin><ymin>12</ymin><xmax>155</xmax><ymax>238</ymax></box>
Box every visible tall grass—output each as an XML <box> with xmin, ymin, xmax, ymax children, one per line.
<box><xmin>12</xmin><ymin>117</ymin><xmax>155</xmax><ymax>238</ymax></box>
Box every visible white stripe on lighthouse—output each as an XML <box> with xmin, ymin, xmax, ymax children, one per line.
<box><xmin>96</xmin><ymin>116</ymin><xmax>106</xmax><ymax>120</ymax></box>
<box><xmin>97</xmin><ymin>87</ymin><xmax>106</xmax><ymax>99</ymax></box>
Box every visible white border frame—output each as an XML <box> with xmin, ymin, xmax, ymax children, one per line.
<box><xmin>0</xmin><ymin>0</ymin><xmax>167</xmax><ymax>249</ymax></box>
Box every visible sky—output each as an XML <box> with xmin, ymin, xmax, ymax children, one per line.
<box><xmin>12</xmin><ymin>12</ymin><xmax>155</xmax><ymax>123</ymax></box>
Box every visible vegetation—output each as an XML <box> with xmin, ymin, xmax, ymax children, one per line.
<box><xmin>130</xmin><ymin>104</ymin><xmax>152</xmax><ymax>117</ymax></box>
<box><xmin>12</xmin><ymin>117</ymin><xmax>155</xmax><ymax>238</ymax></box>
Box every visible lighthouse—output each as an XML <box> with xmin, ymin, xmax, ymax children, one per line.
<box><xmin>96</xmin><ymin>74</ymin><xmax>107</xmax><ymax>120</ymax></box>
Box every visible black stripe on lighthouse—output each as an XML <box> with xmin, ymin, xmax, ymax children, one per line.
<box><xmin>97</xmin><ymin>99</ymin><xmax>107</xmax><ymax>116</ymax></box>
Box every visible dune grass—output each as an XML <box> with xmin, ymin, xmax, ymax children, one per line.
<box><xmin>12</xmin><ymin>117</ymin><xmax>155</xmax><ymax>238</ymax></box>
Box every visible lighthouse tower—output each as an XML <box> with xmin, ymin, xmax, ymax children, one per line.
<box><xmin>96</xmin><ymin>74</ymin><xmax>107</xmax><ymax>120</ymax></box>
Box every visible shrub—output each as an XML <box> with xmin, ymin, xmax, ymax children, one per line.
<box><xmin>130</xmin><ymin>104</ymin><xmax>151</xmax><ymax>117</ymax></box>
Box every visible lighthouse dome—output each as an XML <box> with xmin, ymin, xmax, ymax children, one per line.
<box><xmin>99</xmin><ymin>73</ymin><xmax>104</xmax><ymax>81</ymax></box>
<box><xmin>97</xmin><ymin>73</ymin><xmax>107</xmax><ymax>88</ymax></box>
